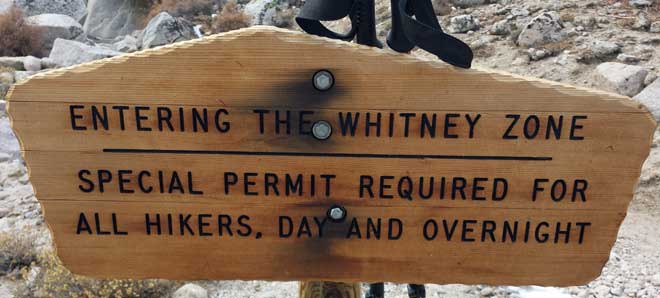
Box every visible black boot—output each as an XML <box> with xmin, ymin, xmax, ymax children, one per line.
<box><xmin>386</xmin><ymin>0</ymin><xmax>473</xmax><ymax>68</ymax></box>
<box><xmin>365</xmin><ymin>283</ymin><xmax>384</xmax><ymax>298</ymax></box>
<box><xmin>296</xmin><ymin>0</ymin><xmax>382</xmax><ymax>48</ymax></box>
<box><xmin>352</xmin><ymin>0</ymin><xmax>383</xmax><ymax>48</ymax></box>
<box><xmin>387</xmin><ymin>0</ymin><xmax>414</xmax><ymax>52</ymax></box>
<box><xmin>407</xmin><ymin>284</ymin><xmax>426</xmax><ymax>298</ymax></box>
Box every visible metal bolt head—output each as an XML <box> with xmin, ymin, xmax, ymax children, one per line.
<box><xmin>312</xmin><ymin>120</ymin><xmax>332</xmax><ymax>140</ymax></box>
<box><xmin>327</xmin><ymin>205</ymin><xmax>347</xmax><ymax>222</ymax></box>
<box><xmin>313</xmin><ymin>70</ymin><xmax>334</xmax><ymax>91</ymax></box>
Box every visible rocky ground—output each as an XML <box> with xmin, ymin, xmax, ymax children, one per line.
<box><xmin>0</xmin><ymin>0</ymin><xmax>659</xmax><ymax>297</ymax></box>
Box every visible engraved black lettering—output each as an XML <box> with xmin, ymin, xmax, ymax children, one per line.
<box><xmin>157</xmin><ymin>107</ymin><xmax>174</xmax><ymax>132</ymax></box>
<box><xmin>366</xmin><ymin>112</ymin><xmax>382</xmax><ymax>137</ymax></box>
<box><xmin>145</xmin><ymin>213</ymin><xmax>161</xmax><ymax>235</ymax></box>
<box><xmin>465</xmin><ymin>114</ymin><xmax>481</xmax><ymax>138</ymax></box>
<box><xmin>444</xmin><ymin>113</ymin><xmax>460</xmax><ymax>138</ymax></box>
<box><xmin>570</xmin><ymin>115</ymin><xmax>587</xmax><ymax>140</ymax></box>
<box><xmin>91</xmin><ymin>105</ymin><xmax>109</xmax><ymax>130</ymax></box>
<box><xmin>573</xmin><ymin>180</ymin><xmax>588</xmax><ymax>202</ymax></box>
<box><xmin>192</xmin><ymin>108</ymin><xmax>209</xmax><ymax>132</ymax></box>
<box><xmin>78</xmin><ymin>170</ymin><xmax>94</xmax><ymax>193</ymax></box>
<box><xmin>254</xmin><ymin>109</ymin><xmax>269</xmax><ymax>134</ymax></box>
<box><xmin>69</xmin><ymin>105</ymin><xmax>87</xmax><ymax>131</ymax></box>
<box><xmin>118</xmin><ymin>170</ymin><xmax>134</xmax><ymax>194</ymax></box>
<box><xmin>214</xmin><ymin>109</ymin><xmax>230</xmax><ymax>133</ymax></box>
<box><xmin>299</xmin><ymin>111</ymin><xmax>314</xmax><ymax>135</ymax></box>
<box><xmin>76</xmin><ymin>213</ymin><xmax>92</xmax><ymax>234</ymax></box>
<box><xmin>399</xmin><ymin>113</ymin><xmax>416</xmax><ymax>138</ymax></box>
<box><xmin>338</xmin><ymin>112</ymin><xmax>360</xmax><ymax>136</ymax></box>
<box><xmin>135</xmin><ymin>106</ymin><xmax>152</xmax><ymax>131</ymax></box>
<box><xmin>224</xmin><ymin>172</ymin><xmax>238</xmax><ymax>195</ymax></box>
<box><xmin>360</xmin><ymin>175</ymin><xmax>374</xmax><ymax>198</ymax></box>
<box><xmin>503</xmin><ymin>114</ymin><xmax>520</xmax><ymax>139</ymax></box>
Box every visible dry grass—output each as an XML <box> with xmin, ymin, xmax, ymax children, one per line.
<box><xmin>0</xmin><ymin>5</ymin><xmax>44</xmax><ymax>57</ymax></box>
<box><xmin>0</xmin><ymin>66</ymin><xmax>16</xmax><ymax>73</ymax></box>
<box><xmin>0</xmin><ymin>231</ymin><xmax>179</xmax><ymax>297</ymax></box>
<box><xmin>272</xmin><ymin>7</ymin><xmax>296</xmax><ymax>28</ymax></box>
<box><xmin>0</xmin><ymin>231</ymin><xmax>38</xmax><ymax>276</ymax></box>
<box><xmin>13</xmin><ymin>251</ymin><xmax>179</xmax><ymax>298</ymax></box>
<box><xmin>143</xmin><ymin>0</ymin><xmax>215</xmax><ymax>26</ymax></box>
<box><xmin>213</xmin><ymin>1</ymin><xmax>252</xmax><ymax>33</ymax></box>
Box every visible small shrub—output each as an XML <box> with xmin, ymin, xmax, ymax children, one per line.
<box><xmin>0</xmin><ymin>232</ymin><xmax>38</xmax><ymax>276</ymax></box>
<box><xmin>272</xmin><ymin>7</ymin><xmax>296</xmax><ymax>28</ymax></box>
<box><xmin>213</xmin><ymin>1</ymin><xmax>252</xmax><ymax>33</ymax></box>
<box><xmin>0</xmin><ymin>66</ymin><xmax>15</xmax><ymax>74</ymax></box>
<box><xmin>144</xmin><ymin>0</ymin><xmax>215</xmax><ymax>25</ymax></box>
<box><xmin>13</xmin><ymin>250</ymin><xmax>180</xmax><ymax>298</ymax></box>
<box><xmin>0</xmin><ymin>5</ymin><xmax>44</xmax><ymax>57</ymax></box>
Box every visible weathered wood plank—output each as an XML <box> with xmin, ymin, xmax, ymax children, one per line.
<box><xmin>7</xmin><ymin>26</ymin><xmax>655</xmax><ymax>286</ymax></box>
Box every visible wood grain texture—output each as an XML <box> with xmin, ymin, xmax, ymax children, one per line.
<box><xmin>6</xmin><ymin>26</ymin><xmax>656</xmax><ymax>286</ymax></box>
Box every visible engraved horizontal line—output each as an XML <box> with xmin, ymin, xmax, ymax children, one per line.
<box><xmin>103</xmin><ymin>148</ymin><xmax>553</xmax><ymax>161</ymax></box>
<box><xmin>8</xmin><ymin>100</ymin><xmax>648</xmax><ymax>114</ymax></box>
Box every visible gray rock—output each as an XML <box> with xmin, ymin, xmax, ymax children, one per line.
<box><xmin>0</xmin><ymin>1</ymin><xmax>10</xmax><ymax>13</ymax></box>
<box><xmin>634</xmin><ymin>79</ymin><xmax>660</xmax><ymax>120</ymax></box>
<box><xmin>0</xmin><ymin>56</ymin><xmax>41</xmax><ymax>71</ymax></box>
<box><xmin>40</xmin><ymin>57</ymin><xmax>58</xmax><ymax>69</ymax></box>
<box><xmin>490</xmin><ymin>19</ymin><xmax>515</xmax><ymax>36</ymax></box>
<box><xmin>173</xmin><ymin>284</ymin><xmax>208</xmax><ymax>298</ymax></box>
<box><xmin>448</xmin><ymin>14</ymin><xmax>480</xmax><ymax>33</ymax></box>
<box><xmin>470</xmin><ymin>35</ymin><xmax>497</xmax><ymax>49</ymax></box>
<box><xmin>26</xmin><ymin>14</ymin><xmax>83</xmax><ymax>52</ymax></box>
<box><xmin>0</xmin><ymin>72</ymin><xmax>12</xmax><ymax>82</ymax></box>
<box><xmin>479</xmin><ymin>286</ymin><xmax>495</xmax><ymax>297</ymax></box>
<box><xmin>650</xmin><ymin>22</ymin><xmax>660</xmax><ymax>33</ymax></box>
<box><xmin>651</xmin><ymin>273</ymin><xmax>660</xmax><ymax>286</ymax></box>
<box><xmin>84</xmin><ymin>0</ymin><xmax>143</xmax><ymax>40</ymax></box>
<box><xmin>509</xmin><ymin>7</ymin><xmax>530</xmax><ymax>17</ymax></box>
<box><xmin>49</xmin><ymin>38</ymin><xmax>122</xmax><ymax>67</ymax></box>
<box><xmin>0</xmin><ymin>117</ymin><xmax>20</xmax><ymax>158</ymax></box>
<box><xmin>451</xmin><ymin>0</ymin><xmax>486</xmax><ymax>7</ymax></box>
<box><xmin>244</xmin><ymin>0</ymin><xmax>292</xmax><ymax>26</ymax></box>
<box><xmin>22</xmin><ymin>56</ymin><xmax>41</xmax><ymax>72</ymax></box>
<box><xmin>646</xmin><ymin>72</ymin><xmax>658</xmax><ymax>86</ymax></box>
<box><xmin>594</xmin><ymin>62</ymin><xmax>649</xmax><ymax>97</ymax></box>
<box><xmin>431</xmin><ymin>0</ymin><xmax>452</xmax><ymax>15</ymax></box>
<box><xmin>617</xmin><ymin>54</ymin><xmax>640</xmax><ymax>63</ymax></box>
<box><xmin>527</xmin><ymin>48</ymin><xmax>551</xmax><ymax>61</ymax></box>
<box><xmin>0</xmin><ymin>86</ymin><xmax>8</xmax><ymax>101</ymax></box>
<box><xmin>574</xmin><ymin>15</ymin><xmax>597</xmax><ymax>28</ymax></box>
<box><xmin>0</xmin><ymin>57</ymin><xmax>26</xmax><ymax>71</ymax></box>
<box><xmin>2</xmin><ymin>0</ymin><xmax>86</xmax><ymax>21</ymax></box>
<box><xmin>630</xmin><ymin>0</ymin><xmax>654</xmax><ymax>7</ymax></box>
<box><xmin>633</xmin><ymin>13</ymin><xmax>651</xmax><ymax>31</ymax></box>
<box><xmin>0</xmin><ymin>99</ymin><xmax>6</xmax><ymax>117</ymax></box>
<box><xmin>0</xmin><ymin>207</ymin><xmax>10</xmax><ymax>218</ymax></box>
<box><xmin>139</xmin><ymin>12</ymin><xmax>197</xmax><ymax>49</ymax></box>
<box><xmin>517</xmin><ymin>12</ymin><xmax>566</xmax><ymax>47</ymax></box>
<box><xmin>13</xmin><ymin>71</ymin><xmax>34</xmax><ymax>82</ymax></box>
<box><xmin>593</xmin><ymin>285</ymin><xmax>610</xmax><ymax>297</ymax></box>
<box><xmin>610</xmin><ymin>286</ymin><xmax>624</xmax><ymax>296</ymax></box>
<box><xmin>591</xmin><ymin>40</ymin><xmax>621</xmax><ymax>58</ymax></box>
<box><xmin>113</xmin><ymin>35</ymin><xmax>138</xmax><ymax>53</ymax></box>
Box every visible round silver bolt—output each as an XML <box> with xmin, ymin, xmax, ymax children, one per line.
<box><xmin>327</xmin><ymin>205</ymin><xmax>347</xmax><ymax>223</ymax></box>
<box><xmin>313</xmin><ymin>70</ymin><xmax>334</xmax><ymax>91</ymax></box>
<box><xmin>312</xmin><ymin>120</ymin><xmax>332</xmax><ymax>140</ymax></box>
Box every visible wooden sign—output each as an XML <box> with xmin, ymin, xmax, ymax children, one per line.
<box><xmin>7</xmin><ymin>27</ymin><xmax>656</xmax><ymax>286</ymax></box>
